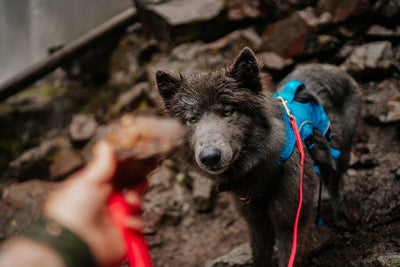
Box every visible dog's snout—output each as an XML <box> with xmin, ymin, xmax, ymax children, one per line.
<box><xmin>199</xmin><ymin>148</ymin><xmax>221</xmax><ymax>166</ymax></box>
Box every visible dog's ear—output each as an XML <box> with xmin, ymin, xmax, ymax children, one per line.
<box><xmin>229</xmin><ymin>47</ymin><xmax>262</xmax><ymax>93</ymax></box>
<box><xmin>155</xmin><ymin>70</ymin><xmax>181</xmax><ymax>102</ymax></box>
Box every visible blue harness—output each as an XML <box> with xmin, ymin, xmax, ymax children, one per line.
<box><xmin>273</xmin><ymin>80</ymin><xmax>341</xmax><ymax>225</ymax></box>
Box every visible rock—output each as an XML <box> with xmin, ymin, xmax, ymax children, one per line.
<box><xmin>317</xmin><ymin>11</ymin><xmax>334</xmax><ymax>25</ymax></box>
<box><xmin>257</xmin><ymin>52</ymin><xmax>294</xmax><ymax>80</ymax></box>
<box><xmin>208</xmin><ymin>28</ymin><xmax>263</xmax><ymax>53</ymax></box>
<box><xmin>49</xmin><ymin>152</ymin><xmax>84</xmax><ymax>181</ymax></box>
<box><xmin>334</xmin><ymin>44</ymin><xmax>355</xmax><ymax>61</ymax></box>
<box><xmin>340</xmin><ymin>41</ymin><xmax>394</xmax><ymax>80</ymax></box>
<box><xmin>69</xmin><ymin>114</ymin><xmax>98</xmax><ymax>146</ymax></box>
<box><xmin>262</xmin><ymin>7</ymin><xmax>319</xmax><ymax>58</ymax></box>
<box><xmin>191</xmin><ymin>171</ymin><xmax>214</xmax><ymax>212</ymax></box>
<box><xmin>109</xmin><ymin>82</ymin><xmax>158</xmax><ymax>117</ymax></box>
<box><xmin>136</xmin><ymin>0</ymin><xmax>226</xmax><ymax>45</ymax></box>
<box><xmin>366</xmin><ymin>25</ymin><xmax>399</xmax><ymax>39</ymax></box>
<box><xmin>4</xmin><ymin>138</ymin><xmax>71</xmax><ymax>180</ymax></box>
<box><xmin>206</xmin><ymin>242</ymin><xmax>253</xmax><ymax>267</ymax></box>
<box><xmin>148</xmin><ymin>27</ymin><xmax>264</xmax><ymax>82</ymax></box>
<box><xmin>0</xmin><ymin>180</ymin><xmax>56</xmax><ymax>240</ymax></box>
<box><xmin>2</xmin><ymin>86</ymin><xmax>75</xmax><ymax>147</ymax></box>
<box><xmin>386</xmin><ymin>93</ymin><xmax>400</xmax><ymax>123</ymax></box>
<box><xmin>257</xmin><ymin>52</ymin><xmax>294</xmax><ymax>71</ymax></box>
<box><xmin>144</xmin><ymin>0</ymin><xmax>223</xmax><ymax>26</ymax></box>
<box><xmin>315</xmin><ymin>0</ymin><xmax>370</xmax><ymax>22</ymax></box>
<box><xmin>355</xmin><ymin>252</ymin><xmax>400</xmax><ymax>267</ymax></box>
<box><xmin>363</xmin><ymin>80</ymin><xmax>399</xmax><ymax>125</ymax></box>
<box><xmin>226</xmin><ymin>0</ymin><xmax>264</xmax><ymax>21</ymax></box>
<box><xmin>147</xmin><ymin>41</ymin><xmax>222</xmax><ymax>82</ymax></box>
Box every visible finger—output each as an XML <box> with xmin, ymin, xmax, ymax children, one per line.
<box><xmin>123</xmin><ymin>190</ymin><xmax>142</xmax><ymax>215</ymax></box>
<box><xmin>124</xmin><ymin>191</ymin><xmax>142</xmax><ymax>207</ymax></box>
<box><xmin>82</xmin><ymin>140</ymin><xmax>117</xmax><ymax>183</ymax></box>
<box><xmin>125</xmin><ymin>216</ymin><xmax>145</xmax><ymax>232</ymax></box>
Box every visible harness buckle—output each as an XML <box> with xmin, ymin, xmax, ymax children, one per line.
<box><xmin>277</xmin><ymin>96</ymin><xmax>292</xmax><ymax>118</ymax></box>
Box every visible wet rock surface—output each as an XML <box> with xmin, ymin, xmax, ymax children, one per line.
<box><xmin>1</xmin><ymin>1</ymin><xmax>400</xmax><ymax>266</ymax></box>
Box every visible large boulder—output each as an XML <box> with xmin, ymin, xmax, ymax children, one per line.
<box><xmin>135</xmin><ymin>0</ymin><xmax>227</xmax><ymax>46</ymax></box>
<box><xmin>340</xmin><ymin>41</ymin><xmax>395</xmax><ymax>80</ymax></box>
<box><xmin>262</xmin><ymin>8</ymin><xmax>319</xmax><ymax>58</ymax></box>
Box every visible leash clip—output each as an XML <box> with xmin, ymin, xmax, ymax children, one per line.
<box><xmin>277</xmin><ymin>96</ymin><xmax>292</xmax><ymax>118</ymax></box>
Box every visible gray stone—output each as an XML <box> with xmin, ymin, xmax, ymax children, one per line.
<box><xmin>147</xmin><ymin>41</ymin><xmax>223</xmax><ymax>82</ymax></box>
<box><xmin>257</xmin><ymin>52</ymin><xmax>294</xmax><ymax>71</ymax></box>
<box><xmin>340</xmin><ymin>41</ymin><xmax>394</xmax><ymax>79</ymax></box>
<box><xmin>206</xmin><ymin>242</ymin><xmax>253</xmax><ymax>267</ymax></box>
<box><xmin>136</xmin><ymin>0</ymin><xmax>226</xmax><ymax>45</ymax></box>
<box><xmin>386</xmin><ymin>93</ymin><xmax>400</xmax><ymax>123</ymax></box>
<box><xmin>226</xmin><ymin>0</ymin><xmax>264</xmax><ymax>21</ymax></box>
<box><xmin>145</xmin><ymin>0</ymin><xmax>223</xmax><ymax>26</ymax></box>
<box><xmin>366</xmin><ymin>25</ymin><xmax>399</xmax><ymax>38</ymax></box>
<box><xmin>69</xmin><ymin>114</ymin><xmax>98</xmax><ymax>144</ymax></box>
<box><xmin>208</xmin><ymin>28</ymin><xmax>263</xmax><ymax>53</ymax></box>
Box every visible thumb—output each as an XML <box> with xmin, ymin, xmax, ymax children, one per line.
<box><xmin>82</xmin><ymin>140</ymin><xmax>117</xmax><ymax>184</ymax></box>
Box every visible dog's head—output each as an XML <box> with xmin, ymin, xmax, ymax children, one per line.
<box><xmin>155</xmin><ymin>48</ymin><xmax>280</xmax><ymax>177</ymax></box>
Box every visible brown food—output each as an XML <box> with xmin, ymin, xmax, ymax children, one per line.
<box><xmin>107</xmin><ymin>113</ymin><xmax>183</xmax><ymax>190</ymax></box>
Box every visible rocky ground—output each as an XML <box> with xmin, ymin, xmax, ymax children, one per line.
<box><xmin>0</xmin><ymin>0</ymin><xmax>400</xmax><ymax>266</ymax></box>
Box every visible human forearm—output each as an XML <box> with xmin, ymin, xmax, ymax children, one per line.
<box><xmin>0</xmin><ymin>237</ymin><xmax>66</xmax><ymax>267</ymax></box>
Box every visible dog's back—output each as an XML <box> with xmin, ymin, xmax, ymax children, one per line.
<box><xmin>277</xmin><ymin>64</ymin><xmax>362</xmax><ymax>221</ymax></box>
<box><xmin>277</xmin><ymin>64</ymin><xmax>361</xmax><ymax>159</ymax></box>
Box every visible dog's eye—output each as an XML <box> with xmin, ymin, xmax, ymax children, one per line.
<box><xmin>188</xmin><ymin>117</ymin><xmax>198</xmax><ymax>124</ymax></box>
<box><xmin>223</xmin><ymin>108</ymin><xmax>234</xmax><ymax>117</ymax></box>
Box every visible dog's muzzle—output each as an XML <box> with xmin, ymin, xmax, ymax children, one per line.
<box><xmin>199</xmin><ymin>148</ymin><xmax>221</xmax><ymax>167</ymax></box>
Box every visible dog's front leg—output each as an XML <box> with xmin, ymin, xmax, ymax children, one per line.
<box><xmin>241</xmin><ymin>201</ymin><xmax>276</xmax><ymax>267</ymax></box>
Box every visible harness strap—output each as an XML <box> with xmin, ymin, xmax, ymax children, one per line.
<box><xmin>274</xmin><ymin>80</ymin><xmax>342</xmax><ymax>229</ymax></box>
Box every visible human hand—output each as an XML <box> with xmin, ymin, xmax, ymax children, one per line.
<box><xmin>44</xmin><ymin>141</ymin><xmax>144</xmax><ymax>267</ymax></box>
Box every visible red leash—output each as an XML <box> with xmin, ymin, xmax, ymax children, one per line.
<box><xmin>277</xmin><ymin>97</ymin><xmax>305</xmax><ymax>267</ymax></box>
<box><xmin>109</xmin><ymin>180</ymin><xmax>153</xmax><ymax>267</ymax></box>
<box><xmin>109</xmin><ymin>190</ymin><xmax>153</xmax><ymax>267</ymax></box>
<box><xmin>287</xmin><ymin>116</ymin><xmax>305</xmax><ymax>267</ymax></box>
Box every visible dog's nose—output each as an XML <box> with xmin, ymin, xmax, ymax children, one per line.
<box><xmin>199</xmin><ymin>148</ymin><xmax>221</xmax><ymax>166</ymax></box>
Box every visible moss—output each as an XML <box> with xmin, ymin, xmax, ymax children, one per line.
<box><xmin>0</xmin><ymin>110</ymin><xmax>24</xmax><ymax>173</ymax></box>
<box><xmin>20</xmin><ymin>86</ymin><xmax>67</xmax><ymax>97</ymax></box>
<box><xmin>78</xmin><ymin>88</ymin><xmax>115</xmax><ymax>116</ymax></box>
<box><xmin>110</xmin><ymin>102</ymin><xmax>125</xmax><ymax>116</ymax></box>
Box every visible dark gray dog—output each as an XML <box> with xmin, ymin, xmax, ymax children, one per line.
<box><xmin>155</xmin><ymin>47</ymin><xmax>361</xmax><ymax>266</ymax></box>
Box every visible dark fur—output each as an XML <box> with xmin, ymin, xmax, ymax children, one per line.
<box><xmin>156</xmin><ymin>48</ymin><xmax>361</xmax><ymax>266</ymax></box>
